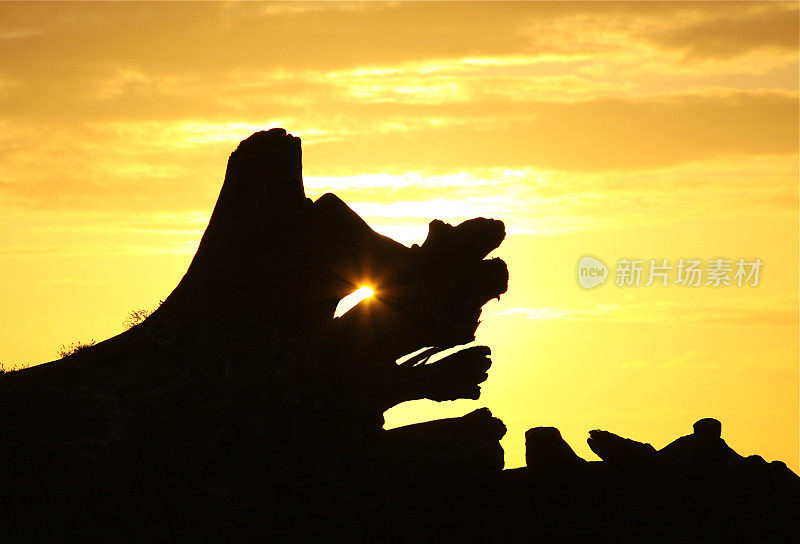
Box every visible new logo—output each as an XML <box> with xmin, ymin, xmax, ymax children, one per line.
<box><xmin>578</xmin><ymin>256</ymin><xmax>608</xmax><ymax>289</ymax></box>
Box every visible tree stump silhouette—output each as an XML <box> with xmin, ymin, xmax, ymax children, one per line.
<box><xmin>0</xmin><ymin>128</ymin><xmax>508</xmax><ymax>540</ymax></box>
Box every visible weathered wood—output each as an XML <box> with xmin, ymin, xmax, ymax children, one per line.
<box><xmin>0</xmin><ymin>128</ymin><xmax>509</xmax><ymax>540</ymax></box>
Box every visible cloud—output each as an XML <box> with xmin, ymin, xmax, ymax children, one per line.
<box><xmin>1</xmin><ymin>116</ymin><xmax>795</xmax><ymax>250</ymax></box>
<box><xmin>0</xmin><ymin>208</ymin><xmax>208</xmax><ymax>257</ymax></box>
<box><xmin>0</xmin><ymin>29</ymin><xmax>41</xmax><ymax>40</ymax></box>
<box><xmin>0</xmin><ymin>2</ymin><xmax>795</xmax><ymax>185</ymax></box>
<box><xmin>0</xmin><ymin>2</ymin><xmax>794</xmax><ymax>83</ymax></box>
<box><xmin>0</xmin><ymin>2</ymin><xmax>795</xmax><ymax>245</ymax></box>
<box><xmin>303</xmin><ymin>91</ymin><xmax>798</xmax><ymax>172</ymax></box>
<box><xmin>649</xmin><ymin>4</ymin><xmax>799</xmax><ymax>59</ymax></box>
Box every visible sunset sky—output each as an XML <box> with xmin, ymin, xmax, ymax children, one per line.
<box><xmin>0</xmin><ymin>1</ymin><xmax>797</xmax><ymax>470</ymax></box>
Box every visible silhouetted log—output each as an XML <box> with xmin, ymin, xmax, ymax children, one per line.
<box><xmin>0</xmin><ymin>128</ymin><xmax>508</xmax><ymax>541</ymax></box>
<box><xmin>655</xmin><ymin>419</ymin><xmax>800</xmax><ymax>541</ymax></box>
<box><xmin>383</xmin><ymin>345</ymin><xmax>493</xmax><ymax>409</ymax></box>
<box><xmin>383</xmin><ymin>408</ymin><xmax>507</xmax><ymax>475</ymax></box>
<box><xmin>525</xmin><ymin>426</ymin><xmax>588</xmax><ymax>471</ymax></box>
<box><xmin>658</xmin><ymin>417</ymin><xmax>742</xmax><ymax>470</ymax></box>
<box><xmin>517</xmin><ymin>421</ymin><xmax>800</xmax><ymax>544</ymax></box>
<box><xmin>523</xmin><ymin>426</ymin><xmax>597</xmax><ymax>514</ymax></box>
<box><xmin>587</xmin><ymin>429</ymin><xmax>658</xmax><ymax>466</ymax></box>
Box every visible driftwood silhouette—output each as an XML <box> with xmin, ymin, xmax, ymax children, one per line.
<box><xmin>0</xmin><ymin>129</ymin><xmax>508</xmax><ymax>540</ymax></box>
<box><xmin>0</xmin><ymin>129</ymin><xmax>797</xmax><ymax>542</ymax></box>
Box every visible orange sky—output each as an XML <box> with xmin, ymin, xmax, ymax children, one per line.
<box><xmin>0</xmin><ymin>1</ymin><xmax>797</xmax><ymax>470</ymax></box>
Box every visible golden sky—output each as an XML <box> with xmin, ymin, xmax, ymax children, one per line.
<box><xmin>0</xmin><ymin>1</ymin><xmax>797</xmax><ymax>469</ymax></box>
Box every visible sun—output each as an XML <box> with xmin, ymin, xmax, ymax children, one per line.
<box><xmin>333</xmin><ymin>286</ymin><xmax>374</xmax><ymax>318</ymax></box>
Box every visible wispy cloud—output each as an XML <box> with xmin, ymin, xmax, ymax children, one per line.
<box><xmin>649</xmin><ymin>5</ymin><xmax>798</xmax><ymax>59</ymax></box>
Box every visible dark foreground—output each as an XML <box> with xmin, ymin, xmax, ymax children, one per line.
<box><xmin>1</xmin><ymin>129</ymin><xmax>796</xmax><ymax>542</ymax></box>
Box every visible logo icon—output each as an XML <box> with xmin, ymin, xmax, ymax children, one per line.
<box><xmin>578</xmin><ymin>256</ymin><xmax>608</xmax><ymax>289</ymax></box>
